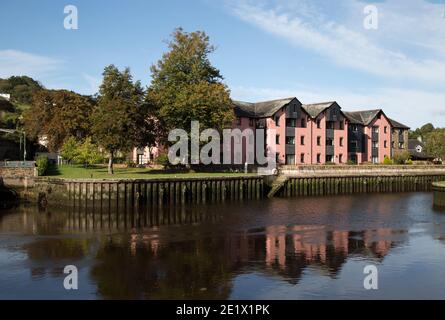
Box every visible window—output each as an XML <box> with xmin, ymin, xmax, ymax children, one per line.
<box><xmin>286</xmin><ymin>119</ymin><xmax>296</xmax><ymax>127</ymax></box>
<box><xmin>300</xmin><ymin>153</ymin><xmax>305</xmax><ymax>163</ymax></box>
<box><xmin>275</xmin><ymin>116</ymin><xmax>280</xmax><ymax>127</ymax></box>
<box><xmin>384</xmin><ymin>140</ymin><xmax>388</xmax><ymax>148</ymax></box>
<box><xmin>236</xmin><ymin>118</ymin><xmax>241</xmax><ymax>126</ymax></box>
<box><xmin>340</xmin><ymin>137</ymin><xmax>344</xmax><ymax>147</ymax></box>
<box><xmin>399</xmin><ymin>142</ymin><xmax>405</xmax><ymax>149</ymax></box>
<box><xmin>293</xmin><ymin>104</ymin><xmax>298</xmax><ymax>113</ymax></box>
<box><xmin>317</xmin><ymin>136</ymin><xmax>321</xmax><ymax>146</ymax></box>
<box><xmin>326</xmin><ymin>121</ymin><xmax>334</xmax><ymax>129</ymax></box>
<box><xmin>317</xmin><ymin>154</ymin><xmax>321</xmax><ymax>163</ymax></box>
<box><xmin>372</xmin><ymin>141</ymin><xmax>378</xmax><ymax>148</ymax></box>
<box><xmin>300</xmin><ymin>136</ymin><xmax>305</xmax><ymax>145</ymax></box>
<box><xmin>384</xmin><ymin>126</ymin><xmax>388</xmax><ymax>134</ymax></box>
<box><xmin>326</xmin><ymin>138</ymin><xmax>334</xmax><ymax>146</ymax></box>
<box><xmin>301</xmin><ymin>118</ymin><xmax>306</xmax><ymax>128</ymax></box>
<box><xmin>286</xmin><ymin>136</ymin><xmax>295</xmax><ymax>145</ymax></box>
<box><xmin>339</xmin><ymin>121</ymin><xmax>344</xmax><ymax>130</ymax></box>
<box><xmin>339</xmin><ymin>154</ymin><xmax>343</xmax><ymax>163</ymax></box>
<box><xmin>372</xmin><ymin>156</ymin><xmax>379</xmax><ymax>164</ymax></box>
<box><xmin>351</xmin><ymin>124</ymin><xmax>358</xmax><ymax>132</ymax></box>
<box><xmin>326</xmin><ymin>155</ymin><xmax>334</xmax><ymax>163</ymax></box>
<box><xmin>276</xmin><ymin>135</ymin><xmax>280</xmax><ymax>145</ymax></box>
<box><xmin>317</xmin><ymin>119</ymin><xmax>321</xmax><ymax>129</ymax></box>
<box><xmin>372</xmin><ymin>126</ymin><xmax>379</xmax><ymax>133</ymax></box>
<box><xmin>286</xmin><ymin>155</ymin><xmax>295</xmax><ymax>165</ymax></box>
<box><xmin>249</xmin><ymin>119</ymin><xmax>254</xmax><ymax>127</ymax></box>
<box><xmin>276</xmin><ymin>153</ymin><xmax>280</xmax><ymax>163</ymax></box>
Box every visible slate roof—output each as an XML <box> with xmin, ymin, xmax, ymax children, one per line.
<box><xmin>389</xmin><ymin>118</ymin><xmax>410</xmax><ymax>129</ymax></box>
<box><xmin>408</xmin><ymin>139</ymin><xmax>434</xmax><ymax>160</ymax></box>
<box><xmin>233</xmin><ymin>97</ymin><xmax>296</xmax><ymax>118</ymax></box>
<box><xmin>301</xmin><ymin>101</ymin><xmax>337</xmax><ymax>119</ymax></box>
<box><xmin>343</xmin><ymin>109</ymin><xmax>382</xmax><ymax>126</ymax></box>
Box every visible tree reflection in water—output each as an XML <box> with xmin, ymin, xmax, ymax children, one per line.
<box><xmin>0</xmin><ymin>194</ymin><xmax>416</xmax><ymax>299</ymax></box>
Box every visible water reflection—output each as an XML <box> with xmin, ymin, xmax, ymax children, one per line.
<box><xmin>1</xmin><ymin>193</ymin><xmax>445</xmax><ymax>299</ymax></box>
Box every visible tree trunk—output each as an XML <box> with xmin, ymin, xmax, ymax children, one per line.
<box><xmin>108</xmin><ymin>152</ymin><xmax>114</xmax><ymax>175</ymax></box>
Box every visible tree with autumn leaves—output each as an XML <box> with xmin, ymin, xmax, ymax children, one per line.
<box><xmin>23</xmin><ymin>89</ymin><xmax>94</xmax><ymax>152</ymax></box>
<box><xmin>23</xmin><ymin>28</ymin><xmax>233</xmax><ymax>174</ymax></box>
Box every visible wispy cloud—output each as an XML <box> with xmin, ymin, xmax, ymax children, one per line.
<box><xmin>82</xmin><ymin>73</ymin><xmax>101</xmax><ymax>95</ymax></box>
<box><xmin>0</xmin><ymin>49</ymin><xmax>64</xmax><ymax>79</ymax></box>
<box><xmin>228</xmin><ymin>0</ymin><xmax>445</xmax><ymax>84</ymax></box>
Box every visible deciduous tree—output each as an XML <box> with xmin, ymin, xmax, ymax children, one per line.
<box><xmin>23</xmin><ymin>89</ymin><xmax>93</xmax><ymax>151</ymax></box>
<box><xmin>92</xmin><ymin>65</ymin><xmax>145</xmax><ymax>174</ymax></box>
<box><xmin>148</xmin><ymin>28</ymin><xmax>233</xmax><ymax>139</ymax></box>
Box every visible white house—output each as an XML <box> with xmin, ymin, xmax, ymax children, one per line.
<box><xmin>0</xmin><ymin>93</ymin><xmax>11</xmax><ymax>101</ymax></box>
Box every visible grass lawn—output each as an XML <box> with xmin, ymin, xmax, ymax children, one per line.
<box><xmin>45</xmin><ymin>165</ymin><xmax>256</xmax><ymax>180</ymax></box>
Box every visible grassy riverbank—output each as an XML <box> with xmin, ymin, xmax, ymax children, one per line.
<box><xmin>45</xmin><ymin>165</ymin><xmax>255</xmax><ymax>180</ymax></box>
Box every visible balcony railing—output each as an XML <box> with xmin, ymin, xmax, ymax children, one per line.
<box><xmin>326</xmin><ymin>129</ymin><xmax>334</xmax><ymax>139</ymax></box>
<box><xmin>285</xmin><ymin>144</ymin><xmax>296</xmax><ymax>155</ymax></box>
<box><xmin>326</xmin><ymin>145</ymin><xmax>334</xmax><ymax>156</ymax></box>
<box><xmin>285</xmin><ymin>127</ymin><xmax>296</xmax><ymax>136</ymax></box>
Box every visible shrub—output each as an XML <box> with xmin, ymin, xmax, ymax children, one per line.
<box><xmin>406</xmin><ymin>159</ymin><xmax>413</xmax><ymax>165</ymax></box>
<box><xmin>393</xmin><ymin>150</ymin><xmax>411</xmax><ymax>165</ymax></box>
<box><xmin>125</xmin><ymin>159</ymin><xmax>136</xmax><ymax>168</ymax></box>
<box><xmin>347</xmin><ymin>160</ymin><xmax>357</xmax><ymax>165</ymax></box>
<box><xmin>325</xmin><ymin>161</ymin><xmax>336</xmax><ymax>165</ymax></box>
<box><xmin>383</xmin><ymin>156</ymin><xmax>393</xmax><ymax>165</ymax></box>
<box><xmin>155</xmin><ymin>154</ymin><xmax>169</xmax><ymax>167</ymax></box>
<box><xmin>36</xmin><ymin>156</ymin><xmax>49</xmax><ymax>176</ymax></box>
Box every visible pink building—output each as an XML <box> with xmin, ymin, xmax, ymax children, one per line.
<box><xmin>132</xmin><ymin>146</ymin><xmax>161</xmax><ymax>165</ymax></box>
<box><xmin>232</xmin><ymin>98</ymin><xmax>349</xmax><ymax>165</ymax></box>
<box><xmin>343</xmin><ymin>110</ymin><xmax>392</xmax><ymax>164</ymax></box>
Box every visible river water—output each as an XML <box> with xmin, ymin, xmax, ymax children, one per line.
<box><xmin>1</xmin><ymin>192</ymin><xmax>445</xmax><ymax>299</ymax></box>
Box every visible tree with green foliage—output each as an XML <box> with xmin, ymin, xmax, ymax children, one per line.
<box><xmin>409</xmin><ymin>123</ymin><xmax>435</xmax><ymax>140</ymax></box>
<box><xmin>0</xmin><ymin>76</ymin><xmax>43</xmax><ymax>105</ymax></box>
<box><xmin>73</xmin><ymin>137</ymin><xmax>103</xmax><ymax>167</ymax></box>
<box><xmin>92</xmin><ymin>65</ymin><xmax>145</xmax><ymax>174</ymax></box>
<box><xmin>147</xmin><ymin>28</ymin><xmax>233</xmax><ymax>140</ymax></box>
<box><xmin>60</xmin><ymin>136</ymin><xmax>80</xmax><ymax>164</ymax></box>
<box><xmin>23</xmin><ymin>89</ymin><xmax>94</xmax><ymax>151</ymax></box>
<box><xmin>425</xmin><ymin>129</ymin><xmax>445</xmax><ymax>159</ymax></box>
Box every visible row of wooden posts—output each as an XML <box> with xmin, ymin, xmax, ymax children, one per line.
<box><xmin>279</xmin><ymin>175</ymin><xmax>445</xmax><ymax>197</ymax></box>
<box><xmin>66</xmin><ymin>177</ymin><xmax>265</xmax><ymax>209</ymax></box>
<box><xmin>45</xmin><ymin>174</ymin><xmax>445</xmax><ymax>209</ymax></box>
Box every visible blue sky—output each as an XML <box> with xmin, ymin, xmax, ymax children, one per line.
<box><xmin>1</xmin><ymin>0</ymin><xmax>445</xmax><ymax>128</ymax></box>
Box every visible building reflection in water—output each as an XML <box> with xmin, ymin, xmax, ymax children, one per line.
<box><xmin>0</xmin><ymin>199</ymin><xmax>409</xmax><ymax>299</ymax></box>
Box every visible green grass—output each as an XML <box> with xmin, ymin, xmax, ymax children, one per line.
<box><xmin>45</xmin><ymin>165</ymin><xmax>255</xmax><ymax>180</ymax></box>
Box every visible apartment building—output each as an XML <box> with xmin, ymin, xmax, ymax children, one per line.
<box><xmin>232</xmin><ymin>98</ymin><xmax>348</xmax><ymax>165</ymax></box>
<box><xmin>343</xmin><ymin>110</ymin><xmax>392</xmax><ymax>164</ymax></box>
<box><xmin>389</xmin><ymin>118</ymin><xmax>410</xmax><ymax>157</ymax></box>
